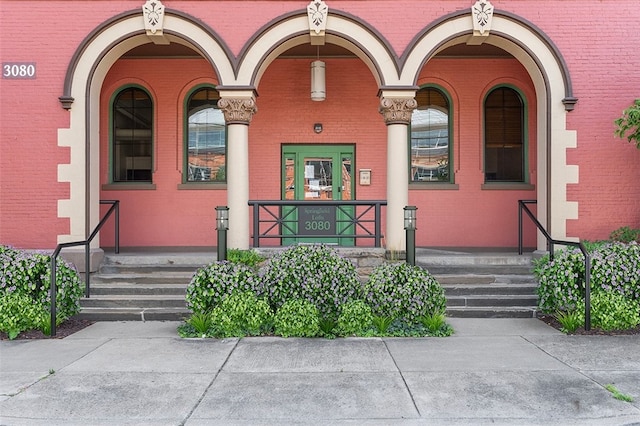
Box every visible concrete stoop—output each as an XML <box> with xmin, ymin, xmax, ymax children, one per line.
<box><xmin>76</xmin><ymin>253</ymin><xmax>205</xmax><ymax>322</ymax></box>
<box><xmin>416</xmin><ymin>249</ymin><xmax>539</xmax><ymax>318</ymax></box>
<box><xmin>76</xmin><ymin>249</ymin><xmax>539</xmax><ymax>321</ymax></box>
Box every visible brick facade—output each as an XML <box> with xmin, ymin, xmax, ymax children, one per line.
<box><xmin>1</xmin><ymin>1</ymin><xmax>638</xmax><ymax>249</ymax></box>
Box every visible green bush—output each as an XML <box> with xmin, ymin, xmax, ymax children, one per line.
<box><xmin>363</xmin><ymin>262</ymin><xmax>446</xmax><ymax>324</ymax></box>
<box><xmin>274</xmin><ymin>299</ymin><xmax>320</xmax><ymax>337</ymax></box>
<box><xmin>614</xmin><ymin>98</ymin><xmax>640</xmax><ymax>149</ymax></box>
<box><xmin>260</xmin><ymin>244</ymin><xmax>361</xmax><ymax>318</ymax></box>
<box><xmin>536</xmin><ymin>242</ymin><xmax>640</xmax><ymax>332</ymax></box>
<box><xmin>186</xmin><ymin>261</ymin><xmax>260</xmax><ymax>315</ymax></box>
<box><xmin>534</xmin><ymin>248</ymin><xmax>586</xmax><ymax>313</ymax></box>
<box><xmin>590</xmin><ymin>242</ymin><xmax>640</xmax><ymax>301</ymax></box>
<box><xmin>336</xmin><ymin>300</ymin><xmax>373</xmax><ymax>336</ymax></box>
<box><xmin>227</xmin><ymin>249</ymin><xmax>265</xmax><ymax>267</ymax></box>
<box><xmin>591</xmin><ymin>291</ymin><xmax>640</xmax><ymax>331</ymax></box>
<box><xmin>610</xmin><ymin>226</ymin><xmax>640</xmax><ymax>243</ymax></box>
<box><xmin>536</xmin><ymin>242</ymin><xmax>640</xmax><ymax>315</ymax></box>
<box><xmin>209</xmin><ymin>291</ymin><xmax>273</xmax><ymax>338</ymax></box>
<box><xmin>0</xmin><ymin>246</ymin><xmax>84</xmax><ymax>338</ymax></box>
<box><xmin>0</xmin><ymin>292</ymin><xmax>48</xmax><ymax>339</ymax></box>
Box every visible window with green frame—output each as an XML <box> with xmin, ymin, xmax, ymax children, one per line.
<box><xmin>112</xmin><ymin>87</ymin><xmax>153</xmax><ymax>182</ymax></box>
<box><xmin>185</xmin><ymin>87</ymin><xmax>226</xmax><ymax>182</ymax></box>
<box><xmin>484</xmin><ymin>86</ymin><xmax>525</xmax><ymax>182</ymax></box>
<box><xmin>410</xmin><ymin>86</ymin><xmax>451</xmax><ymax>182</ymax></box>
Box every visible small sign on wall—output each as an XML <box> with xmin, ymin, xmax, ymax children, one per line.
<box><xmin>359</xmin><ymin>169</ymin><xmax>371</xmax><ymax>185</ymax></box>
<box><xmin>2</xmin><ymin>63</ymin><xmax>36</xmax><ymax>79</ymax></box>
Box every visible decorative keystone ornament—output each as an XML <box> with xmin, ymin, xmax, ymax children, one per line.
<box><xmin>471</xmin><ymin>0</ymin><xmax>494</xmax><ymax>36</ymax></box>
<box><xmin>307</xmin><ymin>0</ymin><xmax>328</xmax><ymax>45</ymax></box>
<box><xmin>142</xmin><ymin>0</ymin><xmax>165</xmax><ymax>35</ymax></box>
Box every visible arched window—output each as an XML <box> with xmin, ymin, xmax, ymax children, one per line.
<box><xmin>185</xmin><ymin>87</ymin><xmax>226</xmax><ymax>182</ymax></box>
<box><xmin>410</xmin><ymin>87</ymin><xmax>451</xmax><ymax>182</ymax></box>
<box><xmin>112</xmin><ymin>87</ymin><xmax>153</xmax><ymax>182</ymax></box>
<box><xmin>484</xmin><ymin>87</ymin><xmax>524</xmax><ymax>182</ymax></box>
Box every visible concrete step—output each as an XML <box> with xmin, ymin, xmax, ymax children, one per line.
<box><xmin>89</xmin><ymin>283</ymin><xmax>187</xmax><ymax>296</ymax></box>
<box><xmin>91</xmin><ymin>272</ymin><xmax>195</xmax><ymax>285</ymax></box>
<box><xmin>446</xmin><ymin>294</ymin><xmax>538</xmax><ymax>307</ymax></box>
<box><xmin>74</xmin><ymin>307</ymin><xmax>190</xmax><ymax>322</ymax></box>
<box><xmin>418</xmin><ymin>251</ymin><xmax>535</xmax><ymax>275</ymax></box>
<box><xmin>80</xmin><ymin>249</ymin><xmax>541</xmax><ymax>321</ymax></box>
<box><xmin>101</xmin><ymin>252</ymin><xmax>215</xmax><ymax>267</ymax></box>
<box><xmin>81</xmin><ymin>295</ymin><xmax>187</xmax><ymax>309</ymax></box>
<box><xmin>423</xmin><ymin>264</ymin><xmax>534</xmax><ymax>275</ymax></box>
<box><xmin>434</xmin><ymin>274</ymin><xmax>536</xmax><ymax>285</ymax></box>
<box><xmin>443</xmin><ymin>283</ymin><xmax>537</xmax><ymax>297</ymax></box>
<box><xmin>99</xmin><ymin>264</ymin><xmax>201</xmax><ymax>274</ymax></box>
<box><xmin>446</xmin><ymin>306</ymin><xmax>538</xmax><ymax>318</ymax></box>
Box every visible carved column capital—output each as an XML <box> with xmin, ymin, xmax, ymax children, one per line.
<box><xmin>217</xmin><ymin>98</ymin><xmax>258</xmax><ymax>125</ymax></box>
<box><xmin>379</xmin><ymin>97</ymin><xmax>417</xmax><ymax>125</ymax></box>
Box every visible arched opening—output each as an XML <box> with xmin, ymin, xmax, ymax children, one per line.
<box><xmin>57</xmin><ymin>11</ymin><xmax>235</xmax><ymax>250</ymax></box>
<box><xmin>402</xmin><ymin>12</ymin><xmax>578</xmax><ymax>250</ymax></box>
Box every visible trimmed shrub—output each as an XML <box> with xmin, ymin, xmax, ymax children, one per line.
<box><xmin>590</xmin><ymin>242</ymin><xmax>640</xmax><ymax>301</ymax></box>
<box><xmin>0</xmin><ymin>292</ymin><xmax>48</xmax><ymax>339</ymax></box>
<box><xmin>274</xmin><ymin>299</ymin><xmax>320</xmax><ymax>337</ymax></box>
<box><xmin>534</xmin><ymin>248</ymin><xmax>586</xmax><ymax>313</ymax></box>
<box><xmin>186</xmin><ymin>261</ymin><xmax>260</xmax><ymax>315</ymax></box>
<box><xmin>259</xmin><ymin>244</ymin><xmax>361</xmax><ymax>318</ymax></box>
<box><xmin>535</xmin><ymin>242</ymin><xmax>640</xmax><ymax>315</ymax></box>
<box><xmin>0</xmin><ymin>246</ymin><xmax>84</xmax><ymax>338</ymax></box>
<box><xmin>209</xmin><ymin>291</ymin><xmax>273</xmax><ymax>338</ymax></box>
<box><xmin>363</xmin><ymin>262</ymin><xmax>446</xmax><ymax>324</ymax></box>
<box><xmin>610</xmin><ymin>226</ymin><xmax>640</xmax><ymax>243</ymax></box>
<box><xmin>336</xmin><ymin>300</ymin><xmax>373</xmax><ymax>336</ymax></box>
<box><xmin>591</xmin><ymin>291</ymin><xmax>640</xmax><ymax>331</ymax></box>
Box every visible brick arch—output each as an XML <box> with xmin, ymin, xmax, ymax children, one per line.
<box><xmin>402</xmin><ymin>11</ymin><xmax>579</xmax><ymax>246</ymax></box>
<box><xmin>235</xmin><ymin>11</ymin><xmax>399</xmax><ymax>89</ymax></box>
<box><xmin>56</xmin><ymin>11</ymin><xmax>235</xmax><ymax>246</ymax></box>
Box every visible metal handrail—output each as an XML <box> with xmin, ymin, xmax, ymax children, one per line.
<box><xmin>518</xmin><ymin>200</ymin><xmax>591</xmax><ymax>330</ymax></box>
<box><xmin>49</xmin><ymin>200</ymin><xmax>120</xmax><ymax>336</ymax></box>
<box><xmin>248</xmin><ymin>200</ymin><xmax>386</xmax><ymax>247</ymax></box>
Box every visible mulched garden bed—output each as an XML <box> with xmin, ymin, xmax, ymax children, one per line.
<box><xmin>3</xmin><ymin>317</ymin><xmax>639</xmax><ymax>340</ymax></box>
<box><xmin>0</xmin><ymin>318</ymin><xmax>94</xmax><ymax>340</ymax></box>
<box><xmin>538</xmin><ymin>314</ymin><xmax>640</xmax><ymax>336</ymax></box>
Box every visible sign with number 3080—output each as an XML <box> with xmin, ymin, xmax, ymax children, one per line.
<box><xmin>2</xmin><ymin>63</ymin><xmax>36</xmax><ymax>79</ymax></box>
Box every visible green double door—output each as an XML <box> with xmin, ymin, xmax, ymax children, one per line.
<box><xmin>282</xmin><ymin>145</ymin><xmax>355</xmax><ymax>245</ymax></box>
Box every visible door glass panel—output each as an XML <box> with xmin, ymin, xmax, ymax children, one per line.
<box><xmin>284</xmin><ymin>157</ymin><xmax>295</xmax><ymax>200</ymax></box>
<box><xmin>341</xmin><ymin>156</ymin><xmax>352</xmax><ymax>200</ymax></box>
<box><xmin>304</xmin><ymin>157</ymin><xmax>333</xmax><ymax>200</ymax></box>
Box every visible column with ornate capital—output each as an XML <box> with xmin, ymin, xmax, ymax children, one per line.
<box><xmin>217</xmin><ymin>94</ymin><xmax>257</xmax><ymax>250</ymax></box>
<box><xmin>379</xmin><ymin>95</ymin><xmax>417</xmax><ymax>253</ymax></box>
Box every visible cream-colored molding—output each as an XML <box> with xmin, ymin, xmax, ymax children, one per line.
<box><xmin>57</xmin><ymin>13</ymin><xmax>235</xmax><ymax>245</ymax></box>
<box><xmin>402</xmin><ymin>15</ymin><xmax>578</xmax><ymax>248</ymax></box>
<box><xmin>142</xmin><ymin>0</ymin><xmax>169</xmax><ymax>44</ymax></box>
<box><xmin>218</xmin><ymin>97</ymin><xmax>257</xmax><ymax>124</ymax></box>
<box><xmin>238</xmin><ymin>15</ymin><xmax>395</xmax><ymax>88</ymax></box>
<box><xmin>379</xmin><ymin>97</ymin><xmax>417</xmax><ymax>125</ymax></box>
<box><xmin>468</xmin><ymin>0</ymin><xmax>494</xmax><ymax>45</ymax></box>
<box><xmin>307</xmin><ymin>0</ymin><xmax>328</xmax><ymax>45</ymax></box>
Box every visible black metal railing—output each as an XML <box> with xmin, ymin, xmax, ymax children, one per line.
<box><xmin>518</xmin><ymin>199</ymin><xmax>591</xmax><ymax>330</ymax></box>
<box><xmin>248</xmin><ymin>200</ymin><xmax>386</xmax><ymax>247</ymax></box>
<box><xmin>49</xmin><ymin>200</ymin><xmax>120</xmax><ymax>336</ymax></box>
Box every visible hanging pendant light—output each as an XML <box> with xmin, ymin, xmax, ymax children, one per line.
<box><xmin>311</xmin><ymin>46</ymin><xmax>325</xmax><ymax>101</ymax></box>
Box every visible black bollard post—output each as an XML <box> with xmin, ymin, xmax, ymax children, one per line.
<box><xmin>216</xmin><ymin>206</ymin><xmax>229</xmax><ymax>261</ymax></box>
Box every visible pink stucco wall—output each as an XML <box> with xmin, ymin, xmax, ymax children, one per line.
<box><xmin>1</xmin><ymin>1</ymin><xmax>638</xmax><ymax>249</ymax></box>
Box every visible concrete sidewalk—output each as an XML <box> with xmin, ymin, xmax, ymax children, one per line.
<box><xmin>1</xmin><ymin>318</ymin><xmax>639</xmax><ymax>425</ymax></box>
